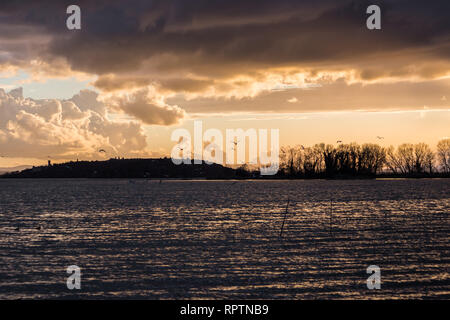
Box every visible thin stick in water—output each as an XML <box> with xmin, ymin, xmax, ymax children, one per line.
<box><xmin>329</xmin><ymin>198</ymin><xmax>333</xmax><ymax>236</ymax></box>
<box><xmin>279</xmin><ymin>197</ymin><xmax>290</xmax><ymax>238</ymax></box>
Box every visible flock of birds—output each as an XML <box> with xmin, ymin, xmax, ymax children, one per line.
<box><xmin>176</xmin><ymin>136</ymin><xmax>386</xmax><ymax>155</ymax></box>
<box><xmin>295</xmin><ymin>136</ymin><xmax>384</xmax><ymax>150</ymax></box>
<box><xmin>1</xmin><ymin>137</ymin><xmax>388</xmax><ymax>160</ymax></box>
<box><xmin>335</xmin><ymin>136</ymin><xmax>384</xmax><ymax>144</ymax></box>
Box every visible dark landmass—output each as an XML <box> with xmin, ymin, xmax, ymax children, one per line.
<box><xmin>0</xmin><ymin>158</ymin><xmax>448</xmax><ymax>179</ymax></box>
<box><xmin>0</xmin><ymin>158</ymin><xmax>253</xmax><ymax>179</ymax></box>
<box><xmin>0</xmin><ymin>165</ymin><xmax>32</xmax><ymax>175</ymax></box>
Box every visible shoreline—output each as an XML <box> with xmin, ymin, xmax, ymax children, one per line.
<box><xmin>1</xmin><ymin>176</ymin><xmax>449</xmax><ymax>180</ymax></box>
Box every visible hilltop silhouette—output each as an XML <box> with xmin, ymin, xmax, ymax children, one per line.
<box><xmin>0</xmin><ymin>158</ymin><xmax>252</xmax><ymax>179</ymax></box>
<box><xmin>1</xmin><ymin>139</ymin><xmax>449</xmax><ymax>179</ymax></box>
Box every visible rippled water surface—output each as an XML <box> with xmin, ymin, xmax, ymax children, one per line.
<box><xmin>0</xmin><ymin>179</ymin><xmax>449</xmax><ymax>299</ymax></box>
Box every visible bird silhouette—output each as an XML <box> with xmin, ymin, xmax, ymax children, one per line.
<box><xmin>230</xmin><ymin>140</ymin><xmax>240</xmax><ymax>151</ymax></box>
<box><xmin>337</xmin><ymin>140</ymin><xmax>343</xmax><ymax>144</ymax></box>
<box><xmin>376</xmin><ymin>136</ymin><xmax>385</xmax><ymax>140</ymax></box>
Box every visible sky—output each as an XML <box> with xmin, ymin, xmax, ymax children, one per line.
<box><xmin>0</xmin><ymin>0</ymin><xmax>449</xmax><ymax>167</ymax></box>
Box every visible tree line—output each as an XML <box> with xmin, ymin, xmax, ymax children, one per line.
<box><xmin>279</xmin><ymin>139</ymin><xmax>450</xmax><ymax>178</ymax></box>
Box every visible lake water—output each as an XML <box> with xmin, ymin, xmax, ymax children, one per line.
<box><xmin>0</xmin><ymin>179</ymin><xmax>448</xmax><ymax>299</ymax></box>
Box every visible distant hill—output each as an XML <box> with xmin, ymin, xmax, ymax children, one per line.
<box><xmin>0</xmin><ymin>158</ymin><xmax>252</xmax><ymax>179</ymax></box>
<box><xmin>0</xmin><ymin>165</ymin><xmax>33</xmax><ymax>174</ymax></box>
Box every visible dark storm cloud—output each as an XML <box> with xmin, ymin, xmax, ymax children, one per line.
<box><xmin>2</xmin><ymin>0</ymin><xmax>449</xmax><ymax>75</ymax></box>
<box><xmin>53</xmin><ymin>0</ymin><xmax>450</xmax><ymax>77</ymax></box>
<box><xmin>1</xmin><ymin>0</ymin><xmax>449</xmax><ymax>116</ymax></box>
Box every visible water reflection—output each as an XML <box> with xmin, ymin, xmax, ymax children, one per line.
<box><xmin>0</xmin><ymin>179</ymin><xmax>448</xmax><ymax>299</ymax></box>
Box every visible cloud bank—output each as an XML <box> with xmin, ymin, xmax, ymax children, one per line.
<box><xmin>0</xmin><ymin>0</ymin><xmax>448</xmax><ymax>115</ymax></box>
<box><xmin>0</xmin><ymin>0</ymin><xmax>449</xmax><ymax>162</ymax></box>
<box><xmin>0</xmin><ymin>87</ymin><xmax>153</xmax><ymax>160</ymax></box>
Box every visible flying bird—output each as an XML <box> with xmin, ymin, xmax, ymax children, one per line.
<box><xmin>231</xmin><ymin>139</ymin><xmax>240</xmax><ymax>151</ymax></box>
<box><xmin>98</xmin><ymin>149</ymin><xmax>106</xmax><ymax>153</ymax></box>
<box><xmin>337</xmin><ymin>140</ymin><xmax>343</xmax><ymax>144</ymax></box>
<box><xmin>377</xmin><ymin>136</ymin><xmax>385</xmax><ymax>140</ymax></box>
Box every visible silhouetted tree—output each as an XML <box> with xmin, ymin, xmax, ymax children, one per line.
<box><xmin>277</xmin><ymin>141</ymin><xmax>447</xmax><ymax>178</ymax></box>
<box><xmin>414</xmin><ymin>143</ymin><xmax>434</xmax><ymax>174</ymax></box>
<box><xmin>321</xmin><ymin>144</ymin><xmax>338</xmax><ymax>177</ymax></box>
<box><xmin>387</xmin><ymin>144</ymin><xmax>413</xmax><ymax>174</ymax></box>
<box><xmin>348</xmin><ymin>143</ymin><xmax>361</xmax><ymax>173</ymax></box>
<box><xmin>336</xmin><ymin>144</ymin><xmax>352</xmax><ymax>174</ymax></box>
<box><xmin>437</xmin><ymin>138</ymin><xmax>450</xmax><ymax>173</ymax></box>
<box><xmin>280</xmin><ymin>146</ymin><xmax>302</xmax><ymax>176</ymax></box>
<box><xmin>302</xmin><ymin>144</ymin><xmax>324</xmax><ymax>175</ymax></box>
<box><xmin>359</xmin><ymin>143</ymin><xmax>386</xmax><ymax>175</ymax></box>
<box><xmin>386</xmin><ymin>143</ymin><xmax>433</xmax><ymax>174</ymax></box>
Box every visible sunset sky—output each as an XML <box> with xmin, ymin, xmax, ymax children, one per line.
<box><xmin>0</xmin><ymin>0</ymin><xmax>449</xmax><ymax>167</ymax></box>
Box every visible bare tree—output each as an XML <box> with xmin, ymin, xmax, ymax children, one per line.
<box><xmin>386</xmin><ymin>146</ymin><xmax>401</xmax><ymax>174</ymax></box>
<box><xmin>414</xmin><ymin>143</ymin><xmax>434</xmax><ymax>174</ymax></box>
<box><xmin>437</xmin><ymin>138</ymin><xmax>450</xmax><ymax>173</ymax></box>
<box><xmin>386</xmin><ymin>143</ymin><xmax>433</xmax><ymax>174</ymax></box>
<box><xmin>280</xmin><ymin>146</ymin><xmax>302</xmax><ymax>176</ymax></box>
<box><xmin>398</xmin><ymin>144</ymin><xmax>415</xmax><ymax>174</ymax></box>
<box><xmin>303</xmin><ymin>146</ymin><xmax>321</xmax><ymax>175</ymax></box>
<box><xmin>359</xmin><ymin>143</ymin><xmax>386</xmax><ymax>175</ymax></box>
<box><xmin>336</xmin><ymin>144</ymin><xmax>353</xmax><ymax>174</ymax></box>
<box><xmin>321</xmin><ymin>144</ymin><xmax>338</xmax><ymax>176</ymax></box>
<box><xmin>348</xmin><ymin>143</ymin><xmax>361</xmax><ymax>173</ymax></box>
<box><xmin>278</xmin><ymin>141</ymin><xmax>440</xmax><ymax>177</ymax></box>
